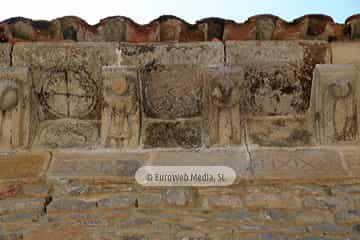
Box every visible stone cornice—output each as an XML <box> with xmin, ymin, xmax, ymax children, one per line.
<box><xmin>1</xmin><ymin>14</ymin><xmax>360</xmax><ymax>42</ymax></box>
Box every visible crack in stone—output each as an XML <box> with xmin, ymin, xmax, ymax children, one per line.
<box><xmin>43</xmin><ymin>195</ymin><xmax>53</xmax><ymax>215</ymax></box>
<box><xmin>9</xmin><ymin>43</ymin><xmax>14</xmax><ymax>67</ymax></box>
<box><xmin>44</xmin><ymin>151</ymin><xmax>54</xmax><ymax>180</ymax></box>
<box><xmin>223</xmin><ymin>40</ymin><xmax>227</xmax><ymax>65</ymax></box>
<box><xmin>243</xmin><ymin>120</ymin><xmax>255</xmax><ymax>175</ymax></box>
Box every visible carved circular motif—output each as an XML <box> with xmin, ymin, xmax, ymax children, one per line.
<box><xmin>39</xmin><ymin>69</ymin><xmax>98</xmax><ymax>118</ymax></box>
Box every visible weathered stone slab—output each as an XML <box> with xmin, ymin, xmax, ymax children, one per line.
<box><xmin>310</xmin><ymin>64</ymin><xmax>359</xmax><ymax>144</ymax></box>
<box><xmin>101</xmin><ymin>66</ymin><xmax>140</xmax><ymax>148</ymax></box>
<box><xmin>0</xmin><ymin>151</ymin><xmax>50</xmax><ymax>182</ymax></box>
<box><xmin>251</xmin><ymin>147</ymin><xmax>348</xmax><ymax>179</ymax></box>
<box><xmin>149</xmin><ymin>148</ymin><xmax>250</xmax><ymax>178</ymax></box>
<box><xmin>226</xmin><ymin>41</ymin><xmax>331</xmax><ymax>116</ymax></box>
<box><xmin>143</xmin><ymin>120</ymin><xmax>202</xmax><ymax>148</ymax></box>
<box><xmin>47</xmin><ymin>198</ymin><xmax>97</xmax><ymax>214</ymax></box>
<box><xmin>0</xmin><ymin>67</ymin><xmax>31</xmax><ymax>149</ymax></box>
<box><xmin>203</xmin><ymin>66</ymin><xmax>244</xmax><ymax>146</ymax></box>
<box><xmin>331</xmin><ymin>42</ymin><xmax>360</xmax><ymax>68</ymax></box>
<box><xmin>12</xmin><ymin>42</ymin><xmax>118</xmax><ymax>148</ymax></box>
<box><xmin>48</xmin><ymin>152</ymin><xmax>150</xmax><ymax>182</ymax></box>
<box><xmin>0</xmin><ymin>44</ymin><xmax>11</xmax><ymax>67</ymax></box>
<box><xmin>118</xmin><ymin>41</ymin><xmax>224</xmax><ymax>66</ymax></box>
<box><xmin>247</xmin><ymin>116</ymin><xmax>315</xmax><ymax>147</ymax></box>
<box><xmin>0</xmin><ymin>197</ymin><xmax>45</xmax><ymax>214</ymax></box>
<box><xmin>140</xmin><ymin>64</ymin><xmax>203</xmax><ymax>119</ymax></box>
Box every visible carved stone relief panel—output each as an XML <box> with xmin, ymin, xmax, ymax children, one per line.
<box><xmin>141</xmin><ymin>64</ymin><xmax>202</xmax><ymax>119</ymax></box>
<box><xmin>226</xmin><ymin>41</ymin><xmax>331</xmax><ymax>116</ymax></box>
<box><xmin>101</xmin><ymin>66</ymin><xmax>140</xmax><ymax>148</ymax></box>
<box><xmin>0</xmin><ymin>67</ymin><xmax>31</xmax><ymax>149</ymax></box>
<box><xmin>203</xmin><ymin>66</ymin><xmax>244</xmax><ymax>146</ymax></box>
<box><xmin>140</xmin><ymin>64</ymin><xmax>203</xmax><ymax>148</ymax></box>
<box><xmin>311</xmin><ymin>64</ymin><xmax>359</xmax><ymax>144</ymax></box>
<box><xmin>12</xmin><ymin>43</ymin><xmax>117</xmax><ymax>148</ymax></box>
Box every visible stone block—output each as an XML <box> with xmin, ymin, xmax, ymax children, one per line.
<box><xmin>0</xmin><ymin>44</ymin><xmax>11</xmax><ymax>66</ymax></box>
<box><xmin>143</xmin><ymin>120</ymin><xmax>202</xmax><ymax>148</ymax></box>
<box><xmin>216</xmin><ymin>210</ymin><xmax>249</xmax><ymax>221</ymax></box>
<box><xmin>295</xmin><ymin>210</ymin><xmax>333</xmax><ymax>225</ymax></box>
<box><xmin>22</xmin><ymin>184</ymin><xmax>50</xmax><ymax>198</ymax></box>
<box><xmin>203</xmin><ymin>194</ymin><xmax>244</xmax><ymax>209</ymax></box>
<box><xmin>101</xmin><ymin>66</ymin><xmax>140</xmax><ymax>148</ymax></box>
<box><xmin>118</xmin><ymin>41</ymin><xmax>224</xmax><ymax>66</ymax></box>
<box><xmin>331</xmin><ymin>42</ymin><xmax>360</xmax><ymax>69</ymax></box>
<box><xmin>12</xmin><ymin>42</ymin><xmax>117</xmax><ymax>148</ymax></box>
<box><xmin>226</xmin><ymin>41</ymin><xmax>331</xmax><ymax>116</ymax></box>
<box><xmin>0</xmin><ymin>67</ymin><xmax>31</xmax><ymax>149</ymax></box>
<box><xmin>0</xmin><ymin>198</ymin><xmax>45</xmax><ymax>214</ymax></box>
<box><xmin>251</xmin><ymin>147</ymin><xmax>348</xmax><ymax>180</ymax></box>
<box><xmin>136</xmin><ymin>193</ymin><xmax>162</xmax><ymax>208</ymax></box>
<box><xmin>203</xmin><ymin>66</ymin><xmax>244</xmax><ymax>146</ymax></box>
<box><xmin>97</xmin><ymin>194</ymin><xmax>136</xmax><ymax>209</ymax></box>
<box><xmin>247</xmin><ymin>116</ymin><xmax>314</xmax><ymax>147</ymax></box>
<box><xmin>245</xmin><ymin>192</ymin><xmax>302</xmax><ymax>209</ymax></box>
<box><xmin>306</xmin><ymin>224</ymin><xmax>350</xmax><ymax>235</ymax></box>
<box><xmin>48</xmin><ymin>152</ymin><xmax>149</xmax><ymax>182</ymax></box>
<box><xmin>335</xmin><ymin>210</ymin><xmax>360</xmax><ymax>225</ymax></box>
<box><xmin>162</xmin><ymin>188</ymin><xmax>198</xmax><ymax>207</ymax></box>
<box><xmin>0</xmin><ymin>151</ymin><xmax>50</xmax><ymax>182</ymax></box>
<box><xmin>310</xmin><ymin>64</ymin><xmax>359</xmax><ymax>144</ymax></box>
<box><xmin>47</xmin><ymin>198</ymin><xmax>97</xmax><ymax>214</ymax></box>
<box><xmin>304</xmin><ymin>195</ymin><xmax>354</xmax><ymax>210</ymax></box>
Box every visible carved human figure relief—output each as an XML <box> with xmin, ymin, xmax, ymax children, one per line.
<box><xmin>0</xmin><ymin>67</ymin><xmax>31</xmax><ymax>149</ymax></box>
<box><xmin>101</xmin><ymin>67</ymin><xmax>139</xmax><ymax>148</ymax></box>
<box><xmin>255</xmin><ymin>17</ymin><xmax>275</xmax><ymax>40</ymax></box>
<box><xmin>204</xmin><ymin>66</ymin><xmax>244</xmax><ymax>146</ymax></box>
<box><xmin>311</xmin><ymin>64</ymin><xmax>359</xmax><ymax>144</ymax></box>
